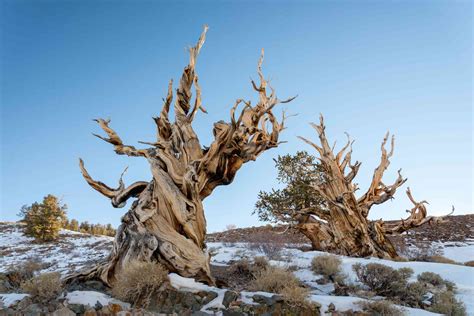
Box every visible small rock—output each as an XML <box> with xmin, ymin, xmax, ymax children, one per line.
<box><xmin>201</xmin><ymin>291</ymin><xmax>218</xmax><ymax>305</ymax></box>
<box><xmin>52</xmin><ymin>307</ymin><xmax>76</xmax><ymax>316</ymax></box>
<box><xmin>84</xmin><ymin>308</ymin><xmax>98</xmax><ymax>316</ymax></box>
<box><xmin>23</xmin><ymin>303</ymin><xmax>44</xmax><ymax>316</ymax></box>
<box><xmin>223</xmin><ymin>309</ymin><xmax>245</xmax><ymax>316</ymax></box>
<box><xmin>107</xmin><ymin>303</ymin><xmax>123</xmax><ymax>313</ymax></box>
<box><xmin>222</xmin><ymin>291</ymin><xmax>239</xmax><ymax>308</ymax></box>
<box><xmin>68</xmin><ymin>304</ymin><xmax>86</xmax><ymax>314</ymax></box>
<box><xmin>252</xmin><ymin>294</ymin><xmax>276</xmax><ymax>306</ymax></box>
<box><xmin>94</xmin><ymin>300</ymin><xmax>103</xmax><ymax>311</ymax></box>
<box><xmin>327</xmin><ymin>302</ymin><xmax>336</xmax><ymax>313</ymax></box>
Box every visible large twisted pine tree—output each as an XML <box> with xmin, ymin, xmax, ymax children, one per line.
<box><xmin>74</xmin><ymin>26</ymin><xmax>294</xmax><ymax>285</ymax></box>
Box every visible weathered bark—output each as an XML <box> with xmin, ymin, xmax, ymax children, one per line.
<box><xmin>68</xmin><ymin>26</ymin><xmax>293</xmax><ymax>286</ymax></box>
<box><xmin>294</xmin><ymin>115</ymin><xmax>452</xmax><ymax>258</ymax></box>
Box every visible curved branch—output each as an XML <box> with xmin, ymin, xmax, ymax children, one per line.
<box><xmin>197</xmin><ymin>49</ymin><xmax>294</xmax><ymax>198</ymax></box>
<box><xmin>153</xmin><ymin>79</ymin><xmax>174</xmax><ymax>141</ymax></box>
<box><xmin>93</xmin><ymin>119</ymin><xmax>148</xmax><ymax>157</ymax></box>
<box><xmin>357</xmin><ymin>133</ymin><xmax>406</xmax><ymax>216</ymax></box>
<box><xmin>175</xmin><ymin>25</ymin><xmax>208</xmax><ymax>119</ymax></box>
<box><xmin>385</xmin><ymin>187</ymin><xmax>454</xmax><ymax>234</ymax></box>
<box><xmin>79</xmin><ymin>158</ymin><xmax>148</xmax><ymax>208</ymax></box>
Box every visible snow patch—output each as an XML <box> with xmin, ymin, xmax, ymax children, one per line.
<box><xmin>0</xmin><ymin>293</ymin><xmax>29</xmax><ymax>308</ymax></box>
<box><xmin>65</xmin><ymin>291</ymin><xmax>130</xmax><ymax>309</ymax></box>
<box><xmin>169</xmin><ymin>273</ymin><xmax>227</xmax><ymax>312</ymax></box>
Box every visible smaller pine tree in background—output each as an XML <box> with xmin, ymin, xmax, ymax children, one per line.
<box><xmin>69</xmin><ymin>219</ymin><xmax>79</xmax><ymax>231</ymax></box>
<box><xmin>64</xmin><ymin>218</ymin><xmax>116</xmax><ymax>237</ymax></box>
<box><xmin>18</xmin><ymin>195</ymin><xmax>67</xmax><ymax>242</ymax></box>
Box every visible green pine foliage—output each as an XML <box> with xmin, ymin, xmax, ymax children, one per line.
<box><xmin>18</xmin><ymin>195</ymin><xmax>67</xmax><ymax>242</ymax></box>
<box><xmin>254</xmin><ymin>151</ymin><xmax>326</xmax><ymax>223</ymax></box>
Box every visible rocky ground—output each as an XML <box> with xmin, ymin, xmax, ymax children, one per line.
<box><xmin>0</xmin><ymin>216</ymin><xmax>473</xmax><ymax>315</ymax></box>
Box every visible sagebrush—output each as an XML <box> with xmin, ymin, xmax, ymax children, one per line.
<box><xmin>311</xmin><ymin>254</ymin><xmax>342</xmax><ymax>282</ymax></box>
<box><xmin>21</xmin><ymin>272</ymin><xmax>62</xmax><ymax>303</ymax></box>
<box><xmin>111</xmin><ymin>261</ymin><xmax>169</xmax><ymax>307</ymax></box>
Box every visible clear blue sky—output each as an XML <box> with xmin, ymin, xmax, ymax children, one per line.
<box><xmin>1</xmin><ymin>0</ymin><xmax>472</xmax><ymax>232</ymax></box>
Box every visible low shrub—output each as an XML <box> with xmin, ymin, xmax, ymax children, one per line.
<box><xmin>246</xmin><ymin>230</ymin><xmax>286</xmax><ymax>260</ymax></box>
<box><xmin>310</xmin><ymin>254</ymin><xmax>342</xmax><ymax>282</ymax></box>
<box><xmin>400</xmin><ymin>243</ymin><xmax>443</xmax><ymax>261</ymax></box>
<box><xmin>280</xmin><ymin>284</ymin><xmax>313</xmax><ymax>308</ymax></box>
<box><xmin>250</xmin><ymin>266</ymin><xmax>300</xmax><ymax>293</ymax></box>
<box><xmin>253</xmin><ymin>256</ymin><xmax>269</xmax><ymax>270</ymax></box>
<box><xmin>250</xmin><ymin>265</ymin><xmax>314</xmax><ymax>308</ymax></box>
<box><xmin>356</xmin><ymin>300</ymin><xmax>403</xmax><ymax>316</ymax></box>
<box><xmin>399</xmin><ymin>281</ymin><xmax>428</xmax><ymax>308</ymax></box>
<box><xmin>21</xmin><ymin>272</ymin><xmax>62</xmax><ymax>303</ymax></box>
<box><xmin>352</xmin><ymin>263</ymin><xmax>413</xmax><ymax>297</ymax></box>
<box><xmin>429</xmin><ymin>291</ymin><xmax>466</xmax><ymax>316</ymax></box>
<box><xmin>427</xmin><ymin>255</ymin><xmax>459</xmax><ymax>265</ymax></box>
<box><xmin>111</xmin><ymin>261</ymin><xmax>169</xmax><ymax>307</ymax></box>
<box><xmin>5</xmin><ymin>259</ymin><xmax>44</xmax><ymax>289</ymax></box>
<box><xmin>464</xmin><ymin>260</ymin><xmax>474</xmax><ymax>267</ymax></box>
<box><xmin>417</xmin><ymin>271</ymin><xmax>443</xmax><ymax>286</ymax></box>
<box><xmin>248</xmin><ymin>242</ymin><xmax>283</xmax><ymax>260</ymax></box>
<box><xmin>229</xmin><ymin>259</ymin><xmax>254</xmax><ymax>279</ymax></box>
<box><xmin>417</xmin><ymin>271</ymin><xmax>456</xmax><ymax>291</ymax></box>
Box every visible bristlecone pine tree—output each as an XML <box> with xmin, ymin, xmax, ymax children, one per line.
<box><xmin>71</xmin><ymin>26</ymin><xmax>294</xmax><ymax>285</ymax></box>
<box><xmin>257</xmin><ymin>115</ymin><xmax>452</xmax><ymax>258</ymax></box>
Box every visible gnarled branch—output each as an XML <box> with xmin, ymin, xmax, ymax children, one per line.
<box><xmin>357</xmin><ymin>133</ymin><xmax>407</xmax><ymax>216</ymax></box>
<box><xmin>385</xmin><ymin>187</ymin><xmax>454</xmax><ymax>234</ymax></box>
<box><xmin>79</xmin><ymin>158</ymin><xmax>148</xmax><ymax>208</ymax></box>
<box><xmin>93</xmin><ymin>119</ymin><xmax>148</xmax><ymax>157</ymax></box>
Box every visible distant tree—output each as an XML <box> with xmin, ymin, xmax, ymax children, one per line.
<box><xmin>79</xmin><ymin>221</ymin><xmax>90</xmax><ymax>233</ymax></box>
<box><xmin>18</xmin><ymin>195</ymin><xmax>67</xmax><ymax>242</ymax></box>
<box><xmin>69</xmin><ymin>219</ymin><xmax>79</xmax><ymax>231</ymax></box>
<box><xmin>257</xmin><ymin>116</ymin><xmax>451</xmax><ymax>258</ymax></box>
<box><xmin>63</xmin><ymin>218</ymin><xmax>116</xmax><ymax>237</ymax></box>
<box><xmin>62</xmin><ymin>219</ymin><xmax>70</xmax><ymax>230</ymax></box>
<box><xmin>105</xmin><ymin>224</ymin><xmax>116</xmax><ymax>237</ymax></box>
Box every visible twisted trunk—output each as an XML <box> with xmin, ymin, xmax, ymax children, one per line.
<box><xmin>67</xmin><ymin>26</ymin><xmax>293</xmax><ymax>285</ymax></box>
<box><xmin>296</xmin><ymin>115</ymin><xmax>450</xmax><ymax>258</ymax></box>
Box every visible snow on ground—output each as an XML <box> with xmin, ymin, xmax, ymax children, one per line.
<box><xmin>0</xmin><ymin>223</ymin><xmax>113</xmax><ymax>275</ymax></box>
<box><xmin>209</xmin><ymin>242</ymin><xmax>474</xmax><ymax>315</ymax></box>
<box><xmin>1</xmin><ymin>223</ymin><xmax>472</xmax><ymax>315</ymax></box>
<box><xmin>170</xmin><ymin>273</ymin><xmax>275</xmax><ymax>313</ymax></box>
<box><xmin>311</xmin><ymin>294</ymin><xmax>439</xmax><ymax>316</ymax></box>
<box><xmin>0</xmin><ymin>293</ymin><xmax>29</xmax><ymax>308</ymax></box>
<box><xmin>170</xmin><ymin>273</ymin><xmax>227</xmax><ymax>312</ymax></box>
<box><xmin>438</xmin><ymin>241</ymin><xmax>474</xmax><ymax>263</ymax></box>
<box><xmin>65</xmin><ymin>291</ymin><xmax>130</xmax><ymax>309</ymax></box>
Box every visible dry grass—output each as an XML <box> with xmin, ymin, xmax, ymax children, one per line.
<box><xmin>21</xmin><ymin>272</ymin><xmax>62</xmax><ymax>303</ymax></box>
<box><xmin>228</xmin><ymin>259</ymin><xmax>254</xmax><ymax>279</ymax></box>
<box><xmin>427</xmin><ymin>255</ymin><xmax>460</xmax><ymax>265</ymax></box>
<box><xmin>429</xmin><ymin>291</ymin><xmax>466</xmax><ymax>316</ymax></box>
<box><xmin>280</xmin><ymin>284</ymin><xmax>314</xmax><ymax>308</ymax></box>
<box><xmin>111</xmin><ymin>261</ymin><xmax>169</xmax><ymax>307</ymax></box>
<box><xmin>253</xmin><ymin>256</ymin><xmax>269</xmax><ymax>270</ymax></box>
<box><xmin>311</xmin><ymin>254</ymin><xmax>342</xmax><ymax>281</ymax></box>
<box><xmin>250</xmin><ymin>265</ymin><xmax>314</xmax><ymax>308</ymax></box>
<box><xmin>464</xmin><ymin>260</ymin><xmax>474</xmax><ymax>267</ymax></box>
<box><xmin>5</xmin><ymin>259</ymin><xmax>45</xmax><ymax>289</ymax></box>
<box><xmin>250</xmin><ymin>265</ymin><xmax>301</xmax><ymax>293</ymax></box>
<box><xmin>356</xmin><ymin>300</ymin><xmax>403</xmax><ymax>316</ymax></box>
